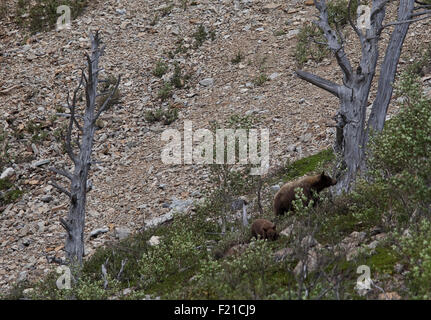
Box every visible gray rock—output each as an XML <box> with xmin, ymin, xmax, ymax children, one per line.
<box><xmin>280</xmin><ymin>225</ymin><xmax>295</xmax><ymax>238</ymax></box>
<box><xmin>349</xmin><ymin>231</ymin><xmax>367</xmax><ymax>243</ymax></box>
<box><xmin>1</xmin><ymin>167</ymin><xmax>15</xmax><ymax>180</ymax></box>
<box><xmin>245</xmin><ymin>109</ymin><xmax>259</xmax><ymax>116</ymax></box>
<box><xmin>90</xmin><ymin>227</ymin><xmax>109</xmax><ymax>238</ymax></box>
<box><xmin>269</xmin><ymin>72</ymin><xmax>280</xmax><ymax>80</ymax></box>
<box><xmin>41</xmin><ymin>196</ymin><xmax>53</xmax><ymax>203</ymax></box>
<box><xmin>122</xmin><ymin>288</ymin><xmax>132</xmax><ymax>295</ymax></box>
<box><xmin>186</xmin><ymin>92</ymin><xmax>198</xmax><ymax>98</ymax></box>
<box><xmin>288</xmin><ymin>29</ymin><xmax>300</xmax><ymax>38</ymax></box>
<box><xmin>169</xmin><ymin>197</ymin><xmax>193</xmax><ymax>213</ymax></box>
<box><xmin>274</xmin><ymin>247</ymin><xmax>294</xmax><ymax>261</ymax></box>
<box><xmin>19</xmin><ymin>225</ymin><xmax>30</xmax><ymax>238</ymax></box>
<box><xmin>17</xmin><ymin>271</ymin><xmax>28</xmax><ymax>283</ymax></box>
<box><xmin>115</xmin><ymin>227</ymin><xmax>131</xmax><ymax>240</ymax></box>
<box><xmin>147</xmin><ymin>236</ymin><xmax>161</xmax><ymax>246</ymax></box>
<box><xmin>199</xmin><ymin>78</ymin><xmax>214</xmax><ymax>87</ymax></box>
<box><xmin>294</xmin><ymin>249</ymin><xmax>319</xmax><ymax>276</ymax></box>
<box><xmin>301</xmin><ymin>133</ymin><xmax>312</xmax><ymax>143</ymax></box>
<box><xmin>23</xmin><ymin>288</ymin><xmax>34</xmax><ymax>296</ymax></box>
<box><xmin>32</xmin><ymin>159</ymin><xmax>50</xmax><ymax>168</ymax></box>
<box><xmin>271</xmin><ymin>184</ymin><xmax>280</xmax><ymax>193</ymax></box>
<box><xmin>301</xmin><ymin>235</ymin><xmax>318</xmax><ymax>248</ymax></box>
<box><xmin>367</xmin><ymin>240</ymin><xmax>379</xmax><ymax>250</ymax></box>
<box><xmin>26</xmin><ymin>52</ymin><xmax>37</xmax><ymax>61</ymax></box>
<box><xmin>287</xmin><ymin>144</ymin><xmax>297</xmax><ymax>152</ymax></box>
<box><xmin>145</xmin><ymin>212</ymin><xmax>174</xmax><ymax>229</ymax></box>
<box><xmin>191</xmin><ymin>191</ymin><xmax>201</xmax><ymax>197</ymax></box>
<box><xmin>37</xmin><ymin>222</ymin><xmax>45</xmax><ymax>233</ymax></box>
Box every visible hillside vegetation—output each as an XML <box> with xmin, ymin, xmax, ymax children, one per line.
<box><xmin>4</xmin><ymin>61</ymin><xmax>431</xmax><ymax>299</ymax></box>
<box><xmin>1</xmin><ymin>0</ymin><xmax>431</xmax><ymax>300</ymax></box>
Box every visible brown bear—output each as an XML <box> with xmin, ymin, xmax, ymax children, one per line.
<box><xmin>251</xmin><ymin>219</ymin><xmax>278</xmax><ymax>241</ymax></box>
<box><xmin>273</xmin><ymin>171</ymin><xmax>337</xmax><ymax>215</ymax></box>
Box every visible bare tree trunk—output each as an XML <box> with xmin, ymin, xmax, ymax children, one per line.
<box><xmin>366</xmin><ymin>0</ymin><xmax>415</xmax><ymax>135</ymax></box>
<box><xmin>49</xmin><ymin>31</ymin><xmax>120</xmax><ymax>265</ymax></box>
<box><xmin>296</xmin><ymin>0</ymin><xmax>428</xmax><ymax>193</ymax></box>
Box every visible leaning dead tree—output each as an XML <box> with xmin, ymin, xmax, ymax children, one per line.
<box><xmin>296</xmin><ymin>0</ymin><xmax>431</xmax><ymax>193</ymax></box>
<box><xmin>49</xmin><ymin>31</ymin><xmax>120</xmax><ymax>265</ymax></box>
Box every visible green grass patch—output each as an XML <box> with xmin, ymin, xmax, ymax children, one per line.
<box><xmin>282</xmin><ymin>148</ymin><xmax>335</xmax><ymax>182</ymax></box>
<box><xmin>0</xmin><ymin>178</ymin><xmax>24</xmax><ymax>207</ymax></box>
<box><xmin>153</xmin><ymin>60</ymin><xmax>169</xmax><ymax>78</ymax></box>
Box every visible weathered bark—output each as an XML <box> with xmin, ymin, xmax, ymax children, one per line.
<box><xmin>366</xmin><ymin>0</ymin><xmax>415</xmax><ymax>135</ymax></box>
<box><xmin>296</xmin><ymin>0</ymin><xmax>427</xmax><ymax>193</ymax></box>
<box><xmin>49</xmin><ymin>32</ymin><xmax>120</xmax><ymax>265</ymax></box>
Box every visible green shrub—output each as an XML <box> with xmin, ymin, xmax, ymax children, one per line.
<box><xmin>273</xmin><ymin>29</ymin><xmax>287</xmax><ymax>37</ymax></box>
<box><xmin>231</xmin><ymin>50</ymin><xmax>244</xmax><ymax>64</ymax></box>
<box><xmin>189</xmin><ymin>239</ymin><xmax>275</xmax><ymax>299</ymax></box>
<box><xmin>15</xmin><ymin>0</ymin><xmax>88</xmax><ymax>34</ymax></box>
<box><xmin>0</xmin><ymin>178</ymin><xmax>24</xmax><ymax>206</ymax></box>
<box><xmin>170</xmin><ymin>63</ymin><xmax>187</xmax><ymax>89</ymax></box>
<box><xmin>405</xmin><ymin>44</ymin><xmax>431</xmax><ymax>76</ymax></box>
<box><xmin>144</xmin><ymin>107</ymin><xmax>178</xmax><ymax>125</ymax></box>
<box><xmin>138</xmin><ymin>218</ymin><xmax>205</xmax><ymax>289</ymax></box>
<box><xmin>253</xmin><ymin>73</ymin><xmax>268</xmax><ymax>86</ymax></box>
<box><xmin>326</xmin><ymin>0</ymin><xmax>359</xmax><ymax>27</ymax></box>
<box><xmin>193</xmin><ymin>24</ymin><xmax>207</xmax><ymax>48</ymax></box>
<box><xmin>397</xmin><ymin>220</ymin><xmax>431</xmax><ymax>299</ymax></box>
<box><xmin>294</xmin><ymin>23</ymin><xmax>329</xmax><ymax>67</ymax></box>
<box><xmin>368</xmin><ymin>71</ymin><xmax>431</xmax><ymax>225</ymax></box>
<box><xmin>29</xmin><ymin>272</ymin><xmax>120</xmax><ymax>300</ymax></box>
<box><xmin>0</xmin><ymin>2</ymin><xmax>8</xmax><ymax>19</ymax></box>
<box><xmin>157</xmin><ymin>82</ymin><xmax>173</xmax><ymax>101</ymax></box>
<box><xmin>159</xmin><ymin>3</ymin><xmax>173</xmax><ymax>17</ymax></box>
<box><xmin>153</xmin><ymin>60</ymin><xmax>168</xmax><ymax>78</ymax></box>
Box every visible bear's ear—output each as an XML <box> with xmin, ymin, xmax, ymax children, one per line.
<box><xmin>321</xmin><ymin>171</ymin><xmax>325</xmax><ymax>176</ymax></box>
<box><xmin>273</xmin><ymin>224</ymin><xmax>276</xmax><ymax>230</ymax></box>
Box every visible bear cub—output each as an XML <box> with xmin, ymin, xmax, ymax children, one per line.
<box><xmin>273</xmin><ymin>171</ymin><xmax>337</xmax><ymax>215</ymax></box>
<box><xmin>251</xmin><ymin>219</ymin><xmax>278</xmax><ymax>241</ymax></box>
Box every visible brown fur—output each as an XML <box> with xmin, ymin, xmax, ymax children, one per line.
<box><xmin>273</xmin><ymin>172</ymin><xmax>337</xmax><ymax>215</ymax></box>
<box><xmin>251</xmin><ymin>219</ymin><xmax>278</xmax><ymax>241</ymax></box>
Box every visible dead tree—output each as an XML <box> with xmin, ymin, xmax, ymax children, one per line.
<box><xmin>49</xmin><ymin>31</ymin><xmax>120</xmax><ymax>265</ymax></box>
<box><xmin>296</xmin><ymin>0</ymin><xmax>431</xmax><ymax>193</ymax></box>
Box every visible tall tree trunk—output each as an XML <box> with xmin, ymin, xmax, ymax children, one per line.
<box><xmin>366</xmin><ymin>0</ymin><xmax>415</xmax><ymax>136</ymax></box>
<box><xmin>50</xmin><ymin>32</ymin><xmax>120</xmax><ymax>265</ymax></box>
<box><xmin>296</xmin><ymin>0</ymin><xmax>425</xmax><ymax>193</ymax></box>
